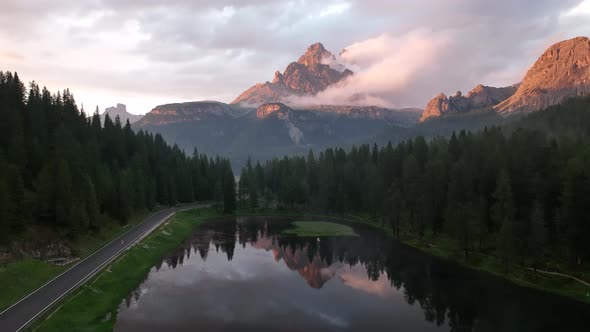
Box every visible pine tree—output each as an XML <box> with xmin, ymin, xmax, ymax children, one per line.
<box><xmin>498</xmin><ymin>217</ymin><xmax>516</xmax><ymax>269</ymax></box>
<box><xmin>562</xmin><ymin>162</ymin><xmax>590</xmax><ymax>265</ymax></box>
<box><xmin>491</xmin><ymin>170</ymin><xmax>514</xmax><ymax>236</ymax></box>
<box><xmin>529</xmin><ymin>201</ymin><xmax>546</xmax><ymax>271</ymax></box>
<box><xmin>81</xmin><ymin>175</ymin><xmax>100</xmax><ymax>230</ymax></box>
<box><xmin>35</xmin><ymin>163</ymin><xmax>55</xmax><ymax>223</ymax></box>
<box><xmin>55</xmin><ymin>160</ymin><xmax>73</xmax><ymax>226</ymax></box>
<box><xmin>213</xmin><ymin>180</ymin><xmax>223</xmax><ymax>211</ymax></box>
<box><xmin>0</xmin><ymin>177</ymin><xmax>13</xmax><ymax>242</ymax></box>
<box><xmin>446</xmin><ymin>162</ymin><xmax>477</xmax><ymax>258</ymax></box>
<box><xmin>223</xmin><ymin>165</ymin><xmax>237</xmax><ymax>214</ymax></box>
<box><xmin>385</xmin><ymin>181</ymin><xmax>402</xmax><ymax>238</ymax></box>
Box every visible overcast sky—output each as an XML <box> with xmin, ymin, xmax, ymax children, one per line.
<box><xmin>1</xmin><ymin>0</ymin><xmax>589</xmax><ymax>114</ymax></box>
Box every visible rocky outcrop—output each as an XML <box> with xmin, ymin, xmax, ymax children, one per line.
<box><xmin>135</xmin><ymin>101</ymin><xmax>233</xmax><ymax>126</ymax></box>
<box><xmin>231</xmin><ymin>43</ymin><xmax>352</xmax><ymax>105</ymax></box>
<box><xmin>255</xmin><ymin>103</ymin><xmax>304</xmax><ymax>144</ymax></box>
<box><xmin>496</xmin><ymin>36</ymin><xmax>590</xmax><ymax>115</ymax></box>
<box><xmin>303</xmin><ymin>105</ymin><xmax>421</xmax><ymax>124</ymax></box>
<box><xmin>102</xmin><ymin>103</ymin><xmax>143</xmax><ymax>124</ymax></box>
<box><xmin>256</xmin><ymin>102</ymin><xmax>291</xmax><ymax>118</ymax></box>
<box><xmin>233</xmin><ymin>82</ymin><xmax>292</xmax><ymax>107</ymax></box>
<box><xmin>419</xmin><ymin>93</ymin><xmax>451</xmax><ymax>121</ymax></box>
<box><xmin>420</xmin><ymin>84</ymin><xmax>518</xmax><ymax>122</ymax></box>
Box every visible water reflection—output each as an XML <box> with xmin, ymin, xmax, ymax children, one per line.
<box><xmin>115</xmin><ymin>216</ymin><xmax>590</xmax><ymax>332</ymax></box>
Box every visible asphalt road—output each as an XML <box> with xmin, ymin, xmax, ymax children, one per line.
<box><xmin>0</xmin><ymin>203</ymin><xmax>206</xmax><ymax>332</ymax></box>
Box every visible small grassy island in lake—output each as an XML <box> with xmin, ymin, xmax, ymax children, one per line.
<box><xmin>283</xmin><ymin>221</ymin><xmax>359</xmax><ymax>237</ymax></box>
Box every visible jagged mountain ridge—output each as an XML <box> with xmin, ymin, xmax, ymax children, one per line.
<box><xmin>420</xmin><ymin>84</ymin><xmax>518</xmax><ymax>122</ymax></box>
<box><xmin>420</xmin><ymin>36</ymin><xmax>590</xmax><ymax>121</ymax></box>
<box><xmin>231</xmin><ymin>43</ymin><xmax>352</xmax><ymax>106</ymax></box>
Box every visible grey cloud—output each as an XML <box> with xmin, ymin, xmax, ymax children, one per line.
<box><xmin>0</xmin><ymin>0</ymin><xmax>587</xmax><ymax>111</ymax></box>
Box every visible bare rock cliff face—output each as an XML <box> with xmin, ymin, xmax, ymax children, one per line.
<box><xmin>420</xmin><ymin>93</ymin><xmax>452</xmax><ymax>121</ymax></box>
<box><xmin>496</xmin><ymin>36</ymin><xmax>590</xmax><ymax>115</ymax></box>
<box><xmin>256</xmin><ymin>102</ymin><xmax>292</xmax><ymax>118</ymax></box>
<box><xmin>420</xmin><ymin>85</ymin><xmax>517</xmax><ymax>122</ymax></box>
<box><xmin>232</xmin><ymin>43</ymin><xmax>352</xmax><ymax>106</ymax></box>
<box><xmin>135</xmin><ymin>101</ymin><xmax>233</xmax><ymax>126</ymax></box>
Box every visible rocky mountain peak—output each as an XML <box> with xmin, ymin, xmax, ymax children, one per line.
<box><xmin>496</xmin><ymin>36</ymin><xmax>590</xmax><ymax>114</ymax></box>
<box><xmin>232</xmin><ymin>43</ymin><xmax>352</xmax><ymax>106</ymax></box>
<box><xmin>468</xmin><ymin>84</ymin><xmax>486</xmax><ymax>96</ymax></box>
<box><xmin>272</xmin><ymin>71</ymin><xmax>284</xmax><ymax>84</ymax></box>
<box><xmin>297</xmin><ymin>42</ymin><xmax>333</xmax><ymax>66</ymax></box>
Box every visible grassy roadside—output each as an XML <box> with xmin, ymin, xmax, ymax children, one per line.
<box><xmin>31</xmin><ymin>208</ymin><xmax>221</xmax><ymax>332</ymax></box>
<box><xmin>0</xmin><ymin>260</ymin><xmax>65</xmax><ymax>313</ymax></box>
<box><xmin>0</xmin><ymin>207</ymin><xmax>168</xmax><ymax>313</ymax></box>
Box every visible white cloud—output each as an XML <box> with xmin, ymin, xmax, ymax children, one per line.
<box><xmin>563</xmin><ymin>0</ymin><xmax>590</xmax><ymax>16</ymax></box>
<box><xmin>318</xmin><ymin>2</ymin><xmax>352</xmax><ymax>18</ymax></box>
<box><xmin>0</xmin><ymin>0</ymin><xmax>588</xmax><ymax>113</ymax></box>
<box><xmin>288</xmin><ymin>30</ymin><xmax>452</xmax><ymax>107</ymax></box>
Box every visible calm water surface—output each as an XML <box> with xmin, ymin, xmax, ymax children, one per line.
<box><xmin>114</xmin><ymin>216</ymin><xmax>590</xmax><ymax>332</ymax></box>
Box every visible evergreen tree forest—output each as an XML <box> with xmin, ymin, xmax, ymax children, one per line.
<box><xmin>239</xmin><ymin>97</ymin><xmax>590</xmax><ymax>269</ymax></box>
<box><xmin>0</xmin><ymin>71</ymin><xmax>235</xmax><ymax>242</ymax></box>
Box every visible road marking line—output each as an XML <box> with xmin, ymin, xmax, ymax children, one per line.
<box><xmin>0</xmin><ymin>208</ymin><xmax>172</xmax><ymax>319</ymax></box>
<box><xmin>14</xmin><ymin>210</ymin><xmax>179</xmax><ymax>332</ymax></box>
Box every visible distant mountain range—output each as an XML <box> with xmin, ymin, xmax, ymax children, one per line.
<box><xmin>135</xmin><ymin>43</ymin><xmax>421</xmax><ymax>168</ymax></box>
<box><xmin>135</xmin><ymin>100</ymin><xmax>419</xmax><ymax>169</ymax></box>
<box><xmin>420</xmin><ymin>36</ymin><xmax>590</xmax><ymax>122</ymax></box>
<box><xmin>135</xmin><ymin>36</ymin><xmax>590</xmax><ymax>168</ymax></box>
<box><xmin>101</xmin><ymin>103</ymin><xmax>143</xmax><ymax>124</ymax></box>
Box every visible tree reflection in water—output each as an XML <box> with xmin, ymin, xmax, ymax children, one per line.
<box><xmin>120</xmin><ymin>216</ymin><xmax>590</xmax><ymax>332</ymax></box>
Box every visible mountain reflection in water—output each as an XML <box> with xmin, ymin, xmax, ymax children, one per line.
<box><xmin>115</xmin><ymin>216</ymin><xmax>590</xmax><ymax>332</ymax></box>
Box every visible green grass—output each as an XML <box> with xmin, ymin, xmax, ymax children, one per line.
<box><xmin>0</xmin><ymin>260</ymin><xmax>66</xmax><ymax>312</ymax></box>
<box><xmin>0</xmin><ymin>208</ymin><xmax>166</xmax><ymax>313</ymax></box>
<box><xmin>32</xmin><ymin>208</ymin><xmax>221</xmax><ymax>332</ymax></box>
<box><xmin>283</xmin><ymin>221</ymin><xmax>358</xmax><ymax>237</ymax></box>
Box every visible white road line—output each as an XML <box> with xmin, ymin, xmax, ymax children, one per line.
<box><xmin>0</xmin><ymin>208</ymin><xmax>172</xmax><ymax>319</ymax></box>
<box><xmin>14</xmin><ymin>210</ymin><xmax>178</xmax><ymax>332</ymax></box>
<box><xmin>0</xmin><ymin>204</ymin><xmax>200</xmax><ymax>332</ymax></box>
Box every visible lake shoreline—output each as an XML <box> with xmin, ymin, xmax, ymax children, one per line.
<box><xmin>348</xmin><ymin>217</ymin><xmax>590</xmax><ymax>305</ymax></box>
<box><xmin>31</xmin><ymin>207</ymin><xmax>590</xmax><ymax>331</ymax></box>
<box><xmin>238</xmin><ymin>208</ymin><xmax>590</xmax><ymax>305</ymax></box>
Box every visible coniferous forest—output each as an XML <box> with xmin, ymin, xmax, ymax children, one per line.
<box><xmin>239</xmin><ymin>97</ymin><xmax>590</xmax><ymax>270</ymax></box>
<box><xmin>0</xmin><ymin>71</ymin><xmax>236</xmax><ymax>242</ymax></box>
